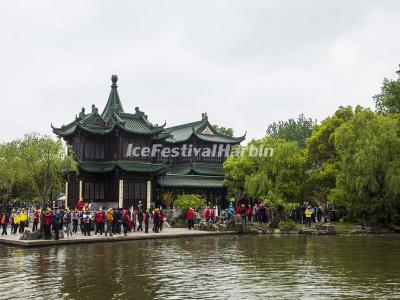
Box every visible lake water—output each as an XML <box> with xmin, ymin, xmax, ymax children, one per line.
<box><xmin>0</xmin><ymin>235</ymin><xmax>399</xmax><ymax>299</ymax></box>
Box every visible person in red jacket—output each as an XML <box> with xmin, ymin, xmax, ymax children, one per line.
<box><xmin>77</xmin><ymin>198</ymin><xmax>84</xmax><ymax>211</ymax></box>
<box><xmin>43</xmin><ymin>209</ymin><xmax>53</xmax><ymax>240</ymax></box>
<box><xmin>236</xmin><ymin>205</ymin><xmax>241</xmax><ymax>216</ymax></box>
<box><xmin>122</xmin><ymin>209</ymin><xmax>131</xmax><ymax>236</ymax></box>
<box><xmin>186</xmin><ymin>208</ymin><xmax>194</xmax><ymax>230</ymax></box>
<box><xmin>95</xmin><ymin>209</ymin><xmax>104</xmax><ymax>235</ymax></box>
<box><xmin>33</xmin><ymin>210</ymin><xmax>40</xmax><ymax>232</ymax></box>
<box><xmin>159</xmin><ymin>209</ymin><xmax>165</xmax><ymax>232</ymax></box>
<box><xmin>246</xmin><ymin>205</ymin><xmax>252</xmax><ymax>223</ymax></box>
<box><xmin>205</xmin><ymin>206</ymin><xmax>210</xmax><ymax>222</ymax></box>
<box><xmin>210</xmin><ymin>206</ymin><xmax>215</xmax><ymax>222</ymax></box>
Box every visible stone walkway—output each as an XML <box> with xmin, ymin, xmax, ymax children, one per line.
<box><xmin>0</xmin><ymin>226</ymin><xmax>235</xmax><ymax>247</ymax></box>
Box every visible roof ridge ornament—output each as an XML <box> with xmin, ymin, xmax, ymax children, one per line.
<box><xmin>135</xmin><ymin>106</ymin><xmax>147</xmax><ymax>118</ymax></box>
<box><xmin>91</xmin><ymin>104</ymin><xmax>98</xmax><ymax>114</ymax></box>
<box><xmin>79</xmin><ymin>107</ymin><xmax>85</xmax><ymax>119</ymax></box>
<box><xmin>201</xmin><ymin>112</ymin><xmax>208</xmax><ymax>120</ymax></box>
<box><xmin>111</xmin><ymin>74</ymin><xmax>118</xmax><ymax>87</ymax></box>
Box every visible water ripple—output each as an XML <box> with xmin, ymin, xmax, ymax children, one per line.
<box><xmin>0</xmin><ymin>235</ymin><xmax>399</xmax><ymax>299</ymax></box>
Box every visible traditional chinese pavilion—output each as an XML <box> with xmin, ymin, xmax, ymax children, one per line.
<box><xmin>52</xmin><ymin>75</ymin><xmax>245</xmax><ymax>209</ymax></box>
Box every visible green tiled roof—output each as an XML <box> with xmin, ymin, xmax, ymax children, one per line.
<box><xmin>101</xmin><ymin>75</ymin><xmax>124</xmax><ymax>122</ymax></box>
<box><xmin>157</xmin><ymin>174</ymin><xmax>224</xmax><ymax>188</ymax></box>
<box><xmin>79</xmin><ymin>161</ymin><xmax>168</xmax><ymax>173</ymax></box>
<box><xmin>117</xmin><ymin>161</ymin><xmax>167</xmax><ymax>173</ymax></box>
<box><xmin>79</xmin><ymin>162</ymin><xmax>115</xmax><ymax>173</ymax></box>
<box><xmin>165</xmin><ymin>115</ymin><xmax>245</xmax><ymax>144</ymax></box>
<box><xmin>52</xmin><ymin>75</ymin><xmax>167</xmax><ymax>138</ymax></box>
<box><xmin>168</xmin><ymin>163</ymin><xmax>224</xmax><ymax>176</ymax></box>
<box><xmin>52</xmin><ymin>76</ymin><xmax>244</xmax><ymax>144</ymax></box>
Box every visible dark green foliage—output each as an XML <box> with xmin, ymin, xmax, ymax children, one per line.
<box><xmin>374</xmin><ymin>68</ymin><xmax>400</xmax><ymax>114</ymax></box>
<box><xmin>266</xmin><ymin>114</ymin><xmax>316</xmax><ymax>148</ymax></box>
<box><xmin>213</xmin><ymin>124</ymin><xmax>234</xmax><ymax>137</ymax></box>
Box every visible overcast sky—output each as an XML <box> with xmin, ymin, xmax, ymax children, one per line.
<box><xmin>1</xmin><ymin>1</ymin><xmax>399</xmax><ymax>142</ymax></box>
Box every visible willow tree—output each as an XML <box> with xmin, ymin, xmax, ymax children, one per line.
<box><xmin>244</xmin><ymin>138</ymin><xmax>305</xmax><ymax>202</ymax></box>
<box><xmin>266</xmin><ymin>114</ymin><xmax>316</xmax><ymax>149</ymax></box>
<box><xmin>374</xmin><ymin>66</ymin><xmax>400</xmax><ymax>115</ymax></box>
<box><xmin>331</xmin><ymin>110</ymin><xmax>400</xmax><ymax>225</ymax></box>
<box><xmin>224</xmin><ymin>137</ymin><xmax>306</xmax><ymax>212</ymax></box>
<box><xmin>223</xmin><ymin>153</ymin><xmax>257</xmax><ymax>200</ymax></box>
<box><xmin>0</xmin><ymin>140</ymin><xmax>25</xmax><ymax>207</ymax></box>
<box><xmin>18</xmin><ymin>133</ymin><xmax>78</xmax><ymax>231</ymax></box>
<box><xmin>305</xmin><ymin>106</ymin><xmax>354</xmax><ymax>203</ymax></box>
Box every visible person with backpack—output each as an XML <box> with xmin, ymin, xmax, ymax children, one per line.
<box><xmin>82</xmin><ymin>210</ymin><xmax>91</xmax><ymax>236</ymax></box>
<box><xmin>64</xmin><ymin>209</ymin><xmax>73</xmax><ymax>237</ymax></box>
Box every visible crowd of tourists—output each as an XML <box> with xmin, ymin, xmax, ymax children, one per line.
<box><xmin>0</xmin><ymin>204</ymin><xmax>38</xmax><ymax>236</ymax></box>
<box><xmin>191</xmin><ymin>202</ymin><xmax>334</xmax><ymax>228</ymax></box>
<box><xmin>0</xmin><ymin>200</ymin><xmax>336</xmax><ymax>239</ymax></box>
<box><xmin>0</xmin><ymin>200</ymin><xmax>167</xmax><ymax>240</ymax></box>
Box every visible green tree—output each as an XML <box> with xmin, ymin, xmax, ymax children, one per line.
<box><xmin>266</xmin><ymin>114</ymin><xmax>316</xmax><ymax>148</ymax></box>
<box><xmin>330</xmin><ymin>110</ymin><xmax>400</xmax><ymax>225</ymax></box>
<box><xmin>374</xmin><ymin>67</ymin><xmax>400</xmax><ymax>114</ymax></box>
<box><xmin>213</xmin><ymin>125</ymin><xmax>234</xmax><ymax>137</ymax></box>
<box><xmin>0</xmin><ymin>140</ymin><xmax>26</xmax><ymax>207</ymax></box>
<box><xmin>305</xmin><ymin>106</ymin><xmax>354</xmax><ymax>203</ymax></box>
<box><xmin>223</xmin><ymin>154</ymin><xmax>257</xmax><ymax>199</ymax></box>
<box><xmin>244</xmin><ymin>138</ymin><xmax>305</xmax><ymax>202</ymax></box>
<box><xmin>224</xmin><ymin>137</ymin><xmax>306</xmax><ymax>210</ymax></box>
<box><xmin>174</xmin><ymin>194</ymin><xmax>206</xmax><ymax>212</ymax></box>
<box><xmin>17</xmin><ymin>133</ymin><xmax>78</xmax><ymax>232</ymax></box>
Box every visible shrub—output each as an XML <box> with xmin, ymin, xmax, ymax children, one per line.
<box><xmin>279</xmin><ymin>220</ymin><xmax>297</xmax><ymax>231</ymax></box>
<box><xmin>174</xmin><ymin>194</ymin><xmax>205</xmax><ymax>212</ymax></box>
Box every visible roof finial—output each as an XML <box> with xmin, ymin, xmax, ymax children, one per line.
<box><xmin>92</xmin><ymin>104</ymin><xmax>98</xmax><ymax>114</ymax></box>
<box><xmin>111</xmin><ymin>75</ymin><xmax>118</xmax><ymax>87</ymax></box>
<box><xmin>79</xmin><ymin>107</ymin><xmax>85</xmax><ymax>118</ymax></box>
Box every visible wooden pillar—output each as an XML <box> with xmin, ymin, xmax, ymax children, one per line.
<box><xmin>79</xmin><ymin>180</ymin><xmax>82</xmax><ymax>200</ymax></box>
<box><xmin>147</xmin><ymin>180</ymin><xmax>151</xmax><ymax>209</ymax></box>
<box><xmin>118</xmin><ymin>179</ymin><xmax>124</xmax><ymax>208</ymax></box>
<box><xmin>65</xmin><ymin>182</ymin><xmax>69</xmax><ymax>209</ymax></box>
